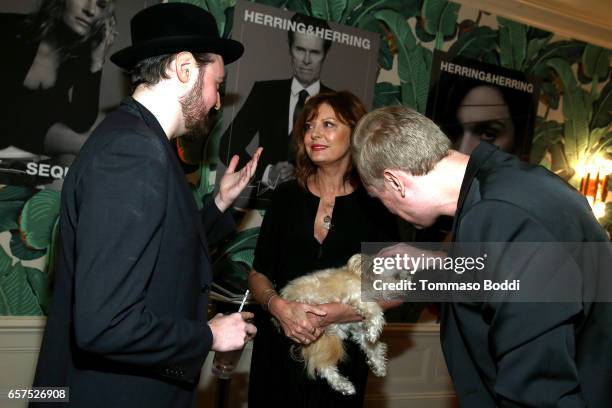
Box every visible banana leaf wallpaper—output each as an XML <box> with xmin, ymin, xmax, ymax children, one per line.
<box><xmin>0</xmin><ymin>0</ymin><xmax>609</xmax><ymax>316</ymax></box>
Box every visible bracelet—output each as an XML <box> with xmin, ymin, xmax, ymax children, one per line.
<box><xmin>261</xmin><ymin>289</ymin><xmax>278</xmax><ymax>311</ymax></box>
<box><xmin>261</xmin><ymin>288</ymin><xmax>275</xmax><ymax>298</ymax></box>
<box><xmin>266</xmin><ymin>294</ymin><xmax>279</xmax><ymax>311</ymax></box>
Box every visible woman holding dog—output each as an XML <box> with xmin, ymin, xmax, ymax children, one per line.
<box><xmin>248</xmin><ymin>91</ymin><xmax>398</xmax><ymax>407</ymax></box>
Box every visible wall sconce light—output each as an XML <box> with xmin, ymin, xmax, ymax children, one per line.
<box><xmin>576</xmin><ymin>157</ymin><xmax>611</xmax><ymax>219</ymax></box>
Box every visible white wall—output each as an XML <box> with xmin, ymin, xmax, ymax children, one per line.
<box><xmin>0</xmin><ymin>318</ymin><xmax>456</xmax><ymax>408</ymax></box>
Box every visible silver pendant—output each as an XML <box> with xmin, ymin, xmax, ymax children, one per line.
<box><xmin>323</xmin><ymin>215</ymin><xmax>332</xmax><ymax>230</ymax></box>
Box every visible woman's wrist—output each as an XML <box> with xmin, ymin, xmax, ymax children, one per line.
<box><xmin>261</xmin><ymin>288</ymin><xmax>278</xmax><ymax>311</ymax></box>
<box><xmin>346</xmin><ymin>304</ymin><xmax>363</xmax><ymax>322</ymax></box>
<box><xmin>327</xmin><ymin>303</ymin><xmax>361</xmax><ymax>324</ymax></box>
<box><xmin>267</xmin><ymin>295</ymin><xmax>284</xmax><ymax>316</ymax></box>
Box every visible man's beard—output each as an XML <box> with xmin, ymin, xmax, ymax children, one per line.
<box><xmin>179</xmin><ymin>69</ymin><xmax>214</xmax><ymax>142</ymax></box>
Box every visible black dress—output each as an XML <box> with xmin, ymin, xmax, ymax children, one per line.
<box><xmin>248</xmin><ymin>180</ymin><xmax>398</xmax><ymax>407</ymax></box>
<box><xmin>0</xmin><ymin>13</ymin><xmax>102</xmax><ymax>153</ymax></box>
<box><xmin>0</xmin><ymin>13</ymin><xmax>102</xmax><ymax>185</ymax></box>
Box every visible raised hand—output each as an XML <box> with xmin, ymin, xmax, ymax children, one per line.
<box><xmin>91</xmin><ymin>15</ymin><xmax>117</xmax><ymax>72</ymax></box>
<box><xmin>215</xmin><ymin>147</ymin><xmax>263</xmax><ymax>212</ymax></box>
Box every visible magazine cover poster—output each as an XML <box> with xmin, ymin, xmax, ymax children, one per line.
<box><xmin>426</xmin><ymin>50</ymin><xmax>540</xmax><ymax>162</ymax></box>
<box><xmin>0</xmin><ymin>0</ymin><xmax>159</xmax><ymax>188</ymax></box>
<box><xmin>217</xmin><ymin>0</ymin><xmax>380</xmax><ymax>209</ymax></box>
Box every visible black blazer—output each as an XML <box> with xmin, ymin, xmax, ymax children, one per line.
<box><xmin>31</xmin><ymin>98</ymin><xmax>235</xmax><ymax>407</ymax></box>
<box><xmin>442</xmin><ymin>142</ymin><xmax>611</xmax><ymax>407</ymax></box>
<box><xmin>219</xmin><ymin>78</ymin><xmax>332</xmax><ymax>181</ymax></box>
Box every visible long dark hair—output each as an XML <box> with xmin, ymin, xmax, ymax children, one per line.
<box><xmin>293</xmin><ymin>91</ymin><xmax>367</xmax><ymax>190</ymax></box>
<box><xmin>429</xmin><ymin>55</ymin><xmax>538</xmax><ymax>161</ymax></box>
<box><xmin>440</xmin><ymin>77</ymin><xmax>536</xmax><ymax>158</ymax></box>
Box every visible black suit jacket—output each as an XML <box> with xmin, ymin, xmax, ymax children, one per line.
<box><xmin>219</xmin><ymin>78</ymin><xmax>332</xmax><ymax>181</ymax></box>
<box><xmin>442</xmin><ymin>142</ymin><xmax>611</xmax><ymax>407</ymax></box>
<box><xmin>31</xmin><ymin>98</ymin><xmax>235</xmax><ymax>407</ymax></box>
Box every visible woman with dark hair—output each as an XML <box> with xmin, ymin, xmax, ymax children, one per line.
<box><xmin>437</xmin><ymin>76</ymin><xmax>536</xmax><ymax>161</ymax></box>
<box><xmin>0</xmin><ymin>0</ymin><xmax>116</xmax><ymax>175</ymax></box>
<box><xmin>247</xmin><ymin>91</ymin><xmax>399</xmax><ymax>407</ymax></box>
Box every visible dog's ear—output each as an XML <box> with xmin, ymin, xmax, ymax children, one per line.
<box><xmin>347</xmin><ymin>254</ymin><xmax>362</xmax><ymax>275</ymax></box>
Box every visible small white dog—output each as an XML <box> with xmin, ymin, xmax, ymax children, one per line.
<box><xmin>278</xmin><ymin>254</ymin><xmax>389</xmax><ymax>395</ymax></box>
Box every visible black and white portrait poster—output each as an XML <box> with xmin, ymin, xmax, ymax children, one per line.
<box><xmin>0</xmin><ymin>0</ymin><xmax>159</xmax><ymax>189</ymax></box>
<box><xmin>426</xmin><ymin>50</ymin><xmax>539</xmax><ymax>162</ymax></box>
<box><xmin>217</xmin><ymin>0</ymin><xmax>380</xmax><ymax>209</ymax></box>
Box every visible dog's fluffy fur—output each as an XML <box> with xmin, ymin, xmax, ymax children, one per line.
<box><xmin>278</xmin><ymin>254</ymin><xmax>387</xmax><ymax>395</ymax></box>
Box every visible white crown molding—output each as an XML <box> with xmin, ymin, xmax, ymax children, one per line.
<box><xmin>455</xmin><ymin>0</ymin><xmax>612</xmax><ymax>49</ymax></box>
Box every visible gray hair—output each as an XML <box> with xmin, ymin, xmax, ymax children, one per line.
<box><xmin>351</xmin><ymin>105</ymin><xmax>451</xmax><ymax>189</ymax></box>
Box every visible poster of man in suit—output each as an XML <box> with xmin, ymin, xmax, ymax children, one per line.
<box><xmin>218</xmin><ymin>0</ymin><xmax>379</xmax><ymax>209</ymax></box>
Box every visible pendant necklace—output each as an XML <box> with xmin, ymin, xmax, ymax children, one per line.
<box><xmin>322</xmin><ymin>214</ymin><xmax>332</xmax><ymax>230</ymax></box>
<box><xmin>317</xmin><ymin>174</ymin><xmax>334</xmax><ymax>231</ymax></box>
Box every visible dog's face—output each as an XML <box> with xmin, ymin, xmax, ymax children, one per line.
<box><xmin>348</xmin><ymin>254</ymin><xmax>379</xmax><ymax>301</ymax></box>
<box><xmin>352</xmin><ymin>253</ymin><xmax>413</xmax><ymax>302</ymax></box>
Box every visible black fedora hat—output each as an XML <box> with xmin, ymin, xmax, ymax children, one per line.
<box><xmin>111</xmin><ymin>3</ymin><xmax>243</xmax><ymax>70</ymax></box>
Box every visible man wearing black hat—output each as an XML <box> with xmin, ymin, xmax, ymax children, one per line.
<box><xmin>30</xmin><ymin>3</ymin><xmax>259</xmax><ymax>407</ymax></box>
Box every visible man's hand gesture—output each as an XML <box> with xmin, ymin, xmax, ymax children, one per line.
<box><xmin>215</xmin><ymin>147</ymin><xmax>263</xmax><ymax>212</ymax></box>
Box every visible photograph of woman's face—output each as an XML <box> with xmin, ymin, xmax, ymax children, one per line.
<box><xmin>62</xmin><ymin>0</ymin><xmax>109</xmax><ymax>37</ymax></box>
<box><xmin>455</xmin><ymin>85</ymin><xmax>515</xmax><ymax>155</ymax></box>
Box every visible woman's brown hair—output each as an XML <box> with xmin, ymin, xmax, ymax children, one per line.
<box><xmin>293</xmin><ymin>90</ymin><xmax>367</xmax><ymax>189</ymax></box>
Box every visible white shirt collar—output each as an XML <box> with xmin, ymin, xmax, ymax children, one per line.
<box><xmin>291</xmin><ymin>78</ymin><xmax>320</xmax><ymax>97</ymax></box>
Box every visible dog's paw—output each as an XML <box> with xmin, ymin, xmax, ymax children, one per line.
<box><xmin>336</xmin><ymin>382</ymin><xmax>356</xmax><ymax>395</ymax></box>
<box><xmin>324</xmin><ymin>370</ymin><xmax>356</xmax><ymax>395</ymax></box>
<box><xmin>375</xmin><ymin>341</ymin><xmax>387</xmax><ymax>356</ymax></box>
<box><xmin>365</xmin><ymin>325</ymin><xmax>381</xmax><ymax>343</ymax></box>
<box><xmin>371</xmin><ymin>361</ymin><xmax>386</xmax><ymax>377</ymax></box>
<box><xmin>368</xmin><ymin>342</ymin><xmax>387</xmax><ymax>377</ymax></box>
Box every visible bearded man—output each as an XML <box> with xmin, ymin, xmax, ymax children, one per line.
<box><xmin>31</xmin><ymin>4</ymin><xmax>260</xmax><ymax>407</ymax></box>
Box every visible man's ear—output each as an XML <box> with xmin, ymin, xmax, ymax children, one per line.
<box><xmin>383</xmin><ymin>169</ymin><xmax>407</xmax><ymax>198</ymax></box>
<box><xmin>174</xmin><ymin>52</ymin><xmax>196</xmax><ymax>84</ymax></box>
